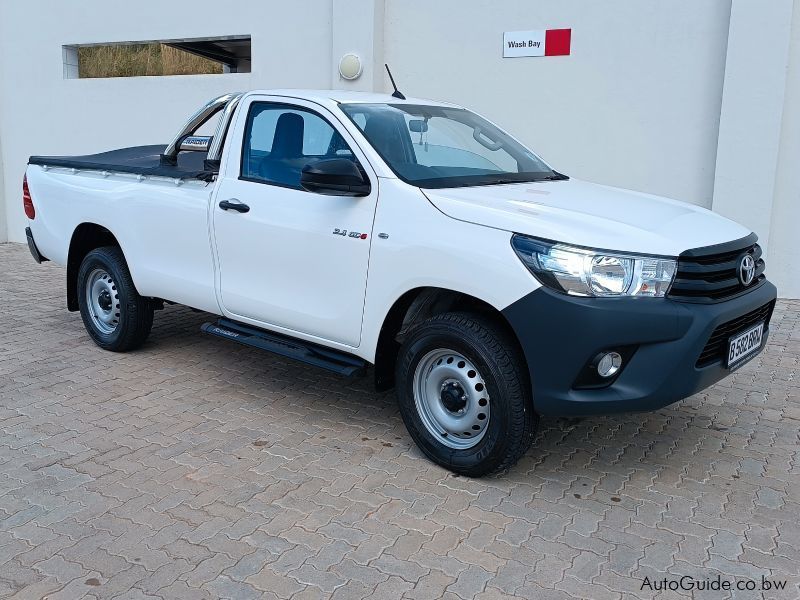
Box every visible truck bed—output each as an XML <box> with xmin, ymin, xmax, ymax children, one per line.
<box><xmin>28</xmin><ymin>145</ymin><xmax>211</xmax><ymax>180</ymax></box>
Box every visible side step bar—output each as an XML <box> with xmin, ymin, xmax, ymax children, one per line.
<box><xmin>201</xmin><ymin>318</ymin><xmax>367</xmax><ymax>377</ymax></box>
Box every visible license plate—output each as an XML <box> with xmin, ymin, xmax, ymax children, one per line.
<box><xmin>727</xmin><ymin>322</ymin><xmax>764</xmax><ymax>369</ymax></box>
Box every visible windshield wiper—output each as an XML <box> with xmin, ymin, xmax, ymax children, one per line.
<box><xmin>478</xmin><ymin>173</ymin><xmax>568</xmax><ymax>186</ymax></box>
<box><xmin>540</xmin><ymin>171</ymin><xmax>569</xmax><ymax>181</ymax></box>
<box><xmin>477</xmin><ymin>179</ymin><xmax>522</xmax><ymax>187</ymax></box>
<box><xmin>444</xmin><ymin>172</ymin><xmax>570</xmax><ymax>189</ymax></box>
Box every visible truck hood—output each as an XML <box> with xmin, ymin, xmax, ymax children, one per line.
<box><xmin>422</xmin><ymin>179</ymin><xmax>751</xmax><ymax>256</ymax></box>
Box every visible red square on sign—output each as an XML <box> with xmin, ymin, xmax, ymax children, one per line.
<box><xmin>545</xmin><ymin>29</ymin><xmax>571</xmax><ymax>56</ymax></box>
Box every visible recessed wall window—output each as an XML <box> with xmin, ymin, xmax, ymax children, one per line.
<box><xmin>63</xmin><ymin>36</ymin><xmax>251</xmax><ymax>79</ymax></box>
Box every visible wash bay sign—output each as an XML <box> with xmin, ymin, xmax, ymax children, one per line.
<box><xmin>503</xmin><ymin>29</ymin><xmax>572</xmax><ymax>58</ymax></box>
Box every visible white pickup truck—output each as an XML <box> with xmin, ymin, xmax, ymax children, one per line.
<box><xmin>24</xmin><ymin>89</ymin><xmax>777</xmax><ymax>476</ymax></box>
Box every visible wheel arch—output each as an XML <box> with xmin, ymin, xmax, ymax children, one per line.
<box><xmin>373</xmin><ymin>286</ymin><xmax>526</xmax><ymax>391</ymax></box>
<box><xmin>66</xmin><ymin>223</ymin><xmax>123</xmax><ymax>311</ymax></box>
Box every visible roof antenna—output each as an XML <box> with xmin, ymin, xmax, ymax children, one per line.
<box><xmin>384</xmin><ymin>64</ymin><xmax>406</xmax><ymax>100</ymax></box>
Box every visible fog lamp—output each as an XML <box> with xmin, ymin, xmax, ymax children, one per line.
<box><xmin>596</xmin><ymin>352</ymin><xmax>623</xmax><ymax>378</ymax></box>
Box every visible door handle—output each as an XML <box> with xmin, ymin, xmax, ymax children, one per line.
<box><xmin>219</xmin><ymin>199</ymin><xmax>250</xmax><ymax>213</ymax></box>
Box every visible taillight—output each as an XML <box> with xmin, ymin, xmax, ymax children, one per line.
<box><xmin>23</xmin><ymin>174</ymin><xmax>35</xmax><ymax>219</ymax></box>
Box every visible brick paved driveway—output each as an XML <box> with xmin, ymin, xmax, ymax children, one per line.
<box><xmin>1</xmin><ymin>242</ymin><xmax>799</xmax><ymax>600</ymax></box>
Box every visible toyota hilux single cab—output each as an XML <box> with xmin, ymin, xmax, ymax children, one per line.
<box><xmin>23</xmin><ymin>90</ymin><xmax>778</xmax><ymax>476</ymax></box>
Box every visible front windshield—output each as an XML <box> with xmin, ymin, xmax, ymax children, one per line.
<box><xmin>340</xmin><ymin>103</ymin><xmax>558</xmax><ymax>189</ymax></box>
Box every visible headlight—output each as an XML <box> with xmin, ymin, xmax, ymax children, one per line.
<box><xmin>511</xmin><ymin>235</ymin><xmax>676</xmax><ymax>297</ymax></box>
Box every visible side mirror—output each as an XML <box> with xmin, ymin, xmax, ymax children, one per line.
<box><xmin>300</xmin><ymin>158</ymin><xmax>370</xmax><ymax>196</ymax></box>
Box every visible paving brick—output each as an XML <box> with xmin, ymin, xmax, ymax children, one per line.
<box><xmin>182</xmin><ymin>553</ymin><xmax>237</xmax><ymax>587</ymax></box>
<box><xmin>364</xmin><ymin>575</ymin><xmax>414</xmax><ymax>600</ymax></box>
<box><xmin>289</xmin><ymin>563</ymin><xmax>347</xmax><ymax>594</ymax></box>
<box><xmin>449</xmin><ymin>543</ymin><xmax>505</xmax><ymax>572</ymax></box>
<box><xmin>31</xmin><ymin>555</ymin><xmax>85</xmax><ymax>583</ymax></box>
<box><xmin>485</xmin><ymin>559</ymin><xmax>528</xmax><ymax>595</ymax></box>
<box><xmin>74</xmin><ymin>547</ymin><xmax>131</xmax><ymax>579</ymax></box>
<box><xmin>386</xmin><ymin>530</ymin><xmax>430</xmax><ymax>560</ymax></box>
<box><xmin>318</xmin><ymin>522</ymin><xmax>369</xmax><ymax>546</ymax></box>
<box><xmin>183</xmin><ymin>517</ymin><xmax>230</xmax><ymax>544</ymax></box>
<box><xmin>246</xmin><ymin>566</ymin><xmax>306</xmax><ymax>597</ymax></box>
<box><xmin>90</xmin><ymin>564</ymin><xmax>149</xmax><ymax>598</ymax></box>
<box><xmin>307</xmin><ymin>540</ymin><xmax>354</xmax><ymax>571</ymax></box>
<box><xmin>5</xmin><ymin>579</ymin><xmax>62</xmax><ymax>599</ymax></box>
<box><xmin>155</xmin><ymin>580</ymin><xmax>213</xmax><ymax>600</ymax></box>
<box><xmin>201</xmin><ymin>574</ymin><xmax>263</xmax><ymax>600</ymax></box>
<box><xmin>329</xmin><ymin>580</ymin><xmax>373</xmax><ymax>600</ymax></box>
<box><xmin>556</xmin><ymin>575</ymin><xmax>621</xmax><ymax>600</ymax></box>
<box><xmin>370</xmin><ymin>552</ymin><xmax>429</xmax><ymax>583</ymax></box>
<box><xmin>446</xmin><ymin>564</ymin><xmax>494</xmax><ymax>599</ymax></box>
<box><xmin>138</xmin><ymin>558</ymin><xmax>194</xmax><ymax>595</ymax></box>
<box><xmin>331</xmin><ymin>557</ymin><xmax>389</xmax><ymax>587</ymax></box>
<box><xmin>0</xmin><ymin>559</ymin><xmax>41</xmax><ymax>590</ymax></box>
<box><xmin>198</xmin><ymin>532</ymin><xmax>255</xmax><ymax>561</ymax></box>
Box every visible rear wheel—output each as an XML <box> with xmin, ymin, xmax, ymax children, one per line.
<box><xmin>77</xmin><ymin>247</ymin><xmax>153</xmax><ymax>351</ymax></box>
<box><xmin>396</xmin><ymin>312</ymin><xmax>537</xmax><ymax>477</ymax></box>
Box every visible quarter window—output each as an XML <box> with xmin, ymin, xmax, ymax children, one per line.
<box><xmin>241</xmin><ymin>103</ymin><xmax>357</xmax><ymax>189</ymax></box>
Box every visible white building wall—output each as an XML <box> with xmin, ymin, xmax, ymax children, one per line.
<box><xmin>1</xmin><ymin>0</ymin><xmax>797</xmax><ymax>296</ymax></box>
<box><xmin>712</xmin><ymin>0</ymin><xmax>793</xmax><ymax>255</ymax></box>
<box><xmin>0</xmin><ymin>42</ymin><xmax>5</xmax><ymax>243</ymax></box>
<box><xmin>713</xmin><ymin>0</ymin><xmax>800</xmax><ymax>298</ymax></box>
<box><xmin>765</xmin><ymin>4</ymin><xmax>800</xmax><ymax>300</ymax></box>
<box><xmin>384</xmin><ymin>0</ymin><xmax>732</xmax><ymax>209</ymax></box>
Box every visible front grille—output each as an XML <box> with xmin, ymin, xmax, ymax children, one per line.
<box><xmin>669</xmin><ymin>237</ymin><xmax>765</xmax><ymax>303</ymax></box>
<box><xmin>695</xmin><ymin>300</ymin><xmax>775</xmax><ymax>367</ymax></box>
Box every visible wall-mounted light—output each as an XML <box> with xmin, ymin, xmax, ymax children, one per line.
<box><xmin>338</xmin><ymin>53</ymin><xmax>363</xmax><ymax>80</ymax></box>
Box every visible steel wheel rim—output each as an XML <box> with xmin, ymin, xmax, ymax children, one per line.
<box><xmin>85</xmin><ymin>268</ymin><xmax>120</xmax><ymax>335</ymax></box>
<box><xmin>413</xmin><ymin>348</ymin><xmax>491</xmax><ymax>450</ymax></box>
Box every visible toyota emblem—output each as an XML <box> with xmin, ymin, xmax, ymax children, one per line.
<box><xmin>739</xmin><ymin>254</ymin><xmax>756</xmax><ymax>286</ymax></box>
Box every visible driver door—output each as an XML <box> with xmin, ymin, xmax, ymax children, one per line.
<box><xmin>211</xmin><ymin>96</ymin><xmax>378</xmax><ymax>347</ymax></box>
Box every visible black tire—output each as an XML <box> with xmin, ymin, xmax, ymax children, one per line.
<box><xmin>76</xmin><ymin>246</ymin><xmax>153</xmax><ymax>352</ymax></box>
<box><xmin>395</xmin><ymin>312</ymin><xmax>537</xmax><ymax>477</ymax></box>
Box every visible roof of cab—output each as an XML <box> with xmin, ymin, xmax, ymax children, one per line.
<box><xmin>245</xmin><ymin>89</ymin><xmax>462</xmax><ymax>109</ymax></box>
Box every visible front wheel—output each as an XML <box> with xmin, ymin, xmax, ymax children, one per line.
<box><xmin>395</xmin><ymin>313</ymin><xmax>537</xmax><ymax>477</ymax></box>
<box><xmin>77</xmin><ymin>246</ymin><xmax>153</xmax><ymax>352</ymax></box>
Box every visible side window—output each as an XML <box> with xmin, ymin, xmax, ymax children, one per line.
<box><xmin>241</xmin><ymin>103</ymin><xmax>357</xmax><ymax>189</ymax></box>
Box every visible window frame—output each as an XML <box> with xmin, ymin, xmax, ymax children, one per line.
<box><xmin>238</xmin><ymin>101</ymin><xmax>362</xmax><ymax>191</ymax></box>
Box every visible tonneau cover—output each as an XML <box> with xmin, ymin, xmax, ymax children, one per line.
<box><xmin>28</xmin><ymin>144</ymin><xmax>212</xmax><ymax>180</ymax></box>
